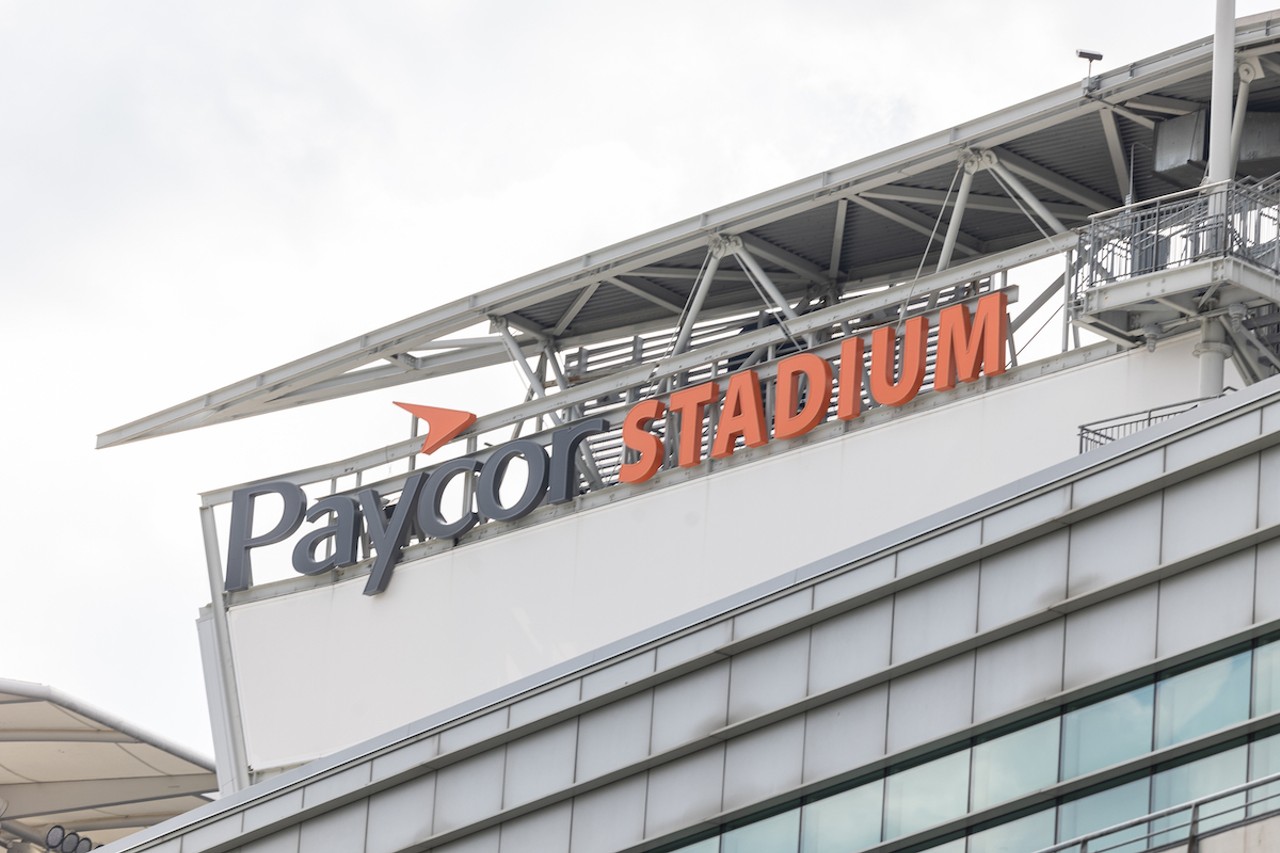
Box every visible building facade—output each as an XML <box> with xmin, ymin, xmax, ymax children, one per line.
<box><xmin>95</xmin><ymin>9</ymin><xmax>1280</xmax><ymax>853</ymax></box>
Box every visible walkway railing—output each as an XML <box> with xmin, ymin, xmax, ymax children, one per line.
<box><xmin>1076</xmin><ymin>392</ymin><xmax>1230</xmax><ymax>453</ymax></box>
<box><xmin>1076</xmin><ymin>178</ymin><xmax>1280</xmax><ymax>291</ymax></box>
<box><xmin>1031</xmin><ymin>770</ymin><xmax>1280</xmax><ymax>853</ymax></box>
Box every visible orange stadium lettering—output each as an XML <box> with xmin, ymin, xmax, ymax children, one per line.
<box><xmin>619</xmin><ymin>290</ymin><xmax>1008</xmax><ymax>483</ymax></box>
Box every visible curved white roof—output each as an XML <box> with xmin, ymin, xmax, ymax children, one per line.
<box><xmin>0</xmin><ymin>679</ymin><xmax>216</xmax><ymax>849</ymax></box>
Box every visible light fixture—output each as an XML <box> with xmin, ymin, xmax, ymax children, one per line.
<box><xmin>1076</xmin><ymin>49</ymin><xmax>1104</xmax><ymax>92</ymax></box>
<box><xmin>43</xmin><ymin>826</ymin><xmax>96</xmax><ymax>852</ymax></box>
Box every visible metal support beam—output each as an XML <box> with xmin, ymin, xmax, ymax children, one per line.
<box><xmin>502</xmin><ymin>314</ymin><xmax>550</xmax><ymax>340</ymax></box>
<box><xmin>670</xmin><ymin>249</ymin><xmax>722</xmax><ymax>357</ymax></box>
<box><xmin>991</xmin><ymin>146</ymin><xmax>1118</xmax><ymax>211</ymax></box>
<box><xmin>729</xmin><ymin>239</ymin><xmax>801</xmax><ymax>323</ymax></box>
<box><xmin>1207</xmin><ymin>0</ymin><xmax>1236</xmax><ymax>184</ymax></box>
<box><xmin>847</xmin><ymin>195</ymin><xmax>981</xmax><ymax>256</ymax></box>
<box><xmin>1196</xmin><ymin>317</ymin><xmax>1230</xmax><ymax>397</ymax></box>
<box><xmin>550</xmin><ymin>282</ymin><xmax>600</xmax><ymax>336</ymax></box>
<box><xmin>737</xmin><ymin>232</ymin><xmax>829</xmax><ymax>285</ymax></box>
<box><xmin>861</xmin><ymin>185</ymin><xmax>1089</xmax><ymax>220</ymax></box>
<box><xmin>1123</xmin><ymin>94</ymin><xmax>1199</xmax><ymax>115</ymax></box>
<box><xmin>829</xmin><ymin>198</ymin><xmax>848</xmax><ymax>281</ymax></box>
<box><xmin>199</xmin><ymin>506</ymin><xmax>249</xmax><ymax>794</ymax></box>
<box><xmin>985</xmin><ymin>152</ymin><xmax>1069</xmax><ymax>234</ymax></box>
<box><xmin>1099</xmin><ymin>110</ymin><xmax>1130</xmax><ymax>201</ymax></box>
<box><xmin>634</xmin><ymin>266</ymin><xmax>809</xmax><ymax>287</ymax></box>
<box><xmin>493</xmin><ymin>318</ymin><xmax>564</xmax><ymax>427</ymax></box>
<box><xmin>731</xmin><ymin>238</ymin><xmax>819</xmax><ymax>348</ymax></box>
<box><xmin>606</xmin><ymin>277</ymin><xmax>685</xmax><ymax>314</ymax></box>
<box><xmin>1092</xmin><ymin>99</ymin><xmax>1157</xmax><ymax>130</ymax></box>
<box><xmin>1229</xmin><ymin>62</ymin><xmax>1256</xmax><ymax>175</ymax></box>
<box><xmin>1010</xmin><ymin>272</ymin><xmax>1067</xmax><ymax>335</ymax></box>
<box><xmin>543</xmin><ymin>343</ymin><xmax>606</xmax><ymax>490</ymax></box>
<box><xmin>937</xmin><ymin>157</ymin><xmax>977</xmax><ymax>273</ymax></box>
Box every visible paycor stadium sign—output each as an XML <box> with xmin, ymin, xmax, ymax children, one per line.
<box><xmin>226</xmin><ymin>291</ymin><xmax>1008</xmax><ymax>595</ymax></box>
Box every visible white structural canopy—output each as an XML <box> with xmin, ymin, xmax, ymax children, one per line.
<box><xmin>0</xmin><ymin>679</ymin><xmax>216</xmax><ymax>850</ymax></box>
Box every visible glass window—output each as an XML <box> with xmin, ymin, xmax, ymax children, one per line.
<box><xmin>672</xmin><ymin>840</ymin><xmax>720</xmax><ymax>853</ymax></box>
<box><xmin>1248</xmin><ymin>732</ymin><xmax>1280</xmax><ymax>818</ymax></box>
<box><xmin>1155</xmin><ymin>651</ymin><xmax>1251</xmax><ymax>748</ymax></box>
<box><xmin>884</xmin><ymin>750</ymin><xmax>970</xmax><ymax>840</ymax></box>
<box><xmin>1254</xmin><ymin>641</ymin><xmax>1280</xmax><ymax>716</ymax></box>
<box><xmin>971</xmin><ymin>719</ymin><xmax>1060</xmax><ymax>810</ymax></box>
<box><xmin>1061</xmin><ymin>685</ymin><xmax>1154</xmax><ymax>779</ymax></box>
<box><xmin>967</xmin><ymin>810</ymin><xmax>1055</xmax><ymax>853</ymax></box>
<box><xmin>1150</xmin><ymin>746</ymin><xmax>1247</xmax><ymax>842</ymax></box>
<box><xmin>1058</xmin><ymin>777</ymin><xmax>1150</xmax><ymax>853</ymax></box>
<box><xmin>801</xmin><ymin>780</ymin><xmax>882</xmax><ymax>853</ymax></box>
<box><xmin>723</xmin><ymin>810</ymin><xmax>800</xmax><ymax>853</ymax></box>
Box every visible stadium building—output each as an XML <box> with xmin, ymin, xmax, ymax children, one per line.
<box><xmin>87</xmin><ymin>7</ymin><xmax>1280</xmax><ymax>853</ymax></box>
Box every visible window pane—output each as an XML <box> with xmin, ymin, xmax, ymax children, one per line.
<box><xmin>723</xmin><ymin>810</ymin><xmax>800</xmax><ymax>853</ymax></box>
<box><xmin>1062</xmin><ymin>686</ymin><xmax>1154</xmax><ymax>779</ymax></box>
<box><xmin>1248</xmin><ymin>732</ymin><xmax>1280</xmax><ymax>818</ymax></box>
<box><xmin>1151</xmin><ymin>746</ymin><xmax>1246</xmax><ymax>842</ymax></box>
<box><xmin>1058</xmin><ymin>778</ymin><xmax>1150</xmax><ymax>853</ymax></box>
<box><xmin>672</xmin><ymin>840</ymin><xmax>720</xmax><ymax>853</ymax></box>
<box><xmin>972</xmin><ymin>719</ymin><xmax>1060</xmax><ymax>810</ymax></box>
<box><xmin>801</xmin><ymin>781</ymin><xmax>882</xmax><ymax>853</ymax></box>
<box><xmin>1254</xmin><ymin>641</ymin><xmax>1280</xmax><ymax>716</ymax></box>
<box><xmin>884</xmin><ymin>750</ymin><xmax>970</xmax><ymax>840</ymax></box>
<box><xmin>967</xmin><ymin>810</ymin><xmax>1055</xmax><ymax>853</ymax></box>
<box><xmin>1155</xmin><ymin>651</ymin><xmax>1251</xmax><ymax>748</ymax></box>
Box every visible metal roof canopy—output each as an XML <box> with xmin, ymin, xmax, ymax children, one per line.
<box><xmin>0</xmin><ymin>679</ymin><xmax>215</xmax><ymax>850</ymax></box>
<box><xmin>97</xmin><ymin>13</ymin><xmax>1280</xmax><ymax>450</ymax></box>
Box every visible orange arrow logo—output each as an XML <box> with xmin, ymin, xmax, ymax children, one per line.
<box><xmin>394</xmin><ymin>403</ymin><xmax>477</xmax><ymax>455</ymax></box>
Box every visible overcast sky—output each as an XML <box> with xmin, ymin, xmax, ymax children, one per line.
<box><xmin>2</xmin><ymin>1</ymin><xmax>1274</xmax><ymax>760</ymax></box>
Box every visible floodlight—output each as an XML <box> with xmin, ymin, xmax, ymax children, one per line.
<box><xmin>1076</xmin><ymin>49</ymin><xmax>1103</xmax><ymax>62</ymax></box>
<box><xmin>45</xmin><ymin>826</ymin><xmax>65</xmax><ymax>848</ymax></box>
<box><xmin>60</xmin><ymin>832</ymin><xmax>79</xmax><ymax>853</ymax></box>
<box><xmin>75</xmin><ymin>838</ymin><xmax>93</xmax><ymax>853</ymax></box>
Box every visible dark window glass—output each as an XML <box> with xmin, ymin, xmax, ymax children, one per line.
<box><xmin>723</xmin><ymin>811</ymin><xmax>799</xmax><ymax>853</ymax></box>
<box><xmin>1155</xmin><ymin>652</ymin><xmax>1251</xmax><ymax>748</ymax></box>
<box><xmin>967</xmin><ymin>810</ymin><xmax>1055</xmax><ymax>853</ymax></box>
<box><xmin>1062</xmin><ymin>686</ymin><xmax>1154</xmax><ymax>779</ymax></box>
<box><xmin>1058</xmin><ymin>777</ymin><xmax>1150</xmax><ymax>853</ymax></box>
<box><xmin>1254</xmin><ymin>641</ymin><xmax>1280</xmax><ymax>716</ymax></box>
<box><xmin>972</xmin><ymin>718</ymin><xmax>1060</xmax><ymax>810</ymax></box>
<box><xmin>800</xmin><ymin>780</ymin><xmax>882</xmax><ymax>853</ymax></box>
<box><xmin>884</xmin><ymin>750</ymin><xmax>970</xmax><ymax>839</ymax></box>
<box><xmin>1150</xmin><ymin>746</ymin><xmax>1247</xmax><ymax>843</ymax></box>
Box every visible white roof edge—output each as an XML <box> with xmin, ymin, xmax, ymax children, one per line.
<box><xmin>0</xmin><ymin>676</ymin><xmax>216</xmax><ymax>772</ymax></box>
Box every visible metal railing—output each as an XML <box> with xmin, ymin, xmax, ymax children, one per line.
<box><xmin>1076</xmin><ymin>178</ymin><xmax>1280</xmax><ymax>291</ymax></box>
<box><xmin>1031</xmin><ymin>770</ymin><xmax>1280</xmax><ymax>853</ymax></box>
<box><xmin>1076</xmin><ymin>392</ymin><xmax>1230</xmax><ymax>453</ymax></box>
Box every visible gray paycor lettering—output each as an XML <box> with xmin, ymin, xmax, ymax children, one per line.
<box><xmin>225</xmin><ymin>417</ymin><xmax>609</xmax><ymax>595</ymax></box>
